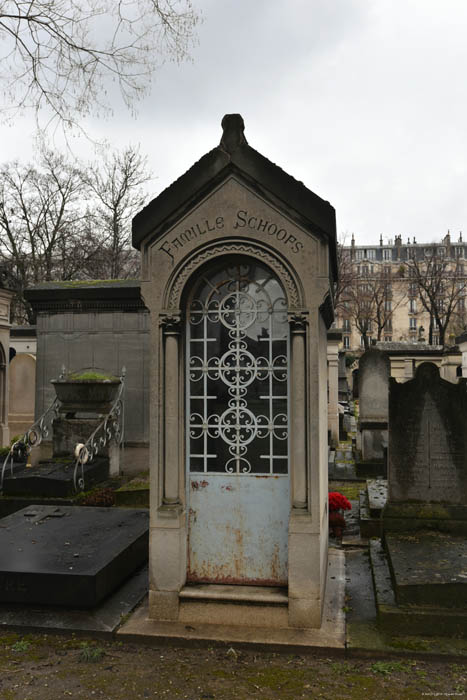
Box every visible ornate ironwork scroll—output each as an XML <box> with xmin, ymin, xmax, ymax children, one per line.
<box><xmin>187</xmin><ymin>261</ymin><xmax>289</xmax><ymax>475</ymax></box>
<box><xmin>0</xmin><ymin>396</ymin><xmax>60</xmax><ymax>490</ymax></box>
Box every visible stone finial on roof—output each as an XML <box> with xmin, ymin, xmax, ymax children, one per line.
<box><xmin>220</xmin><ymin>114</ymin><xmax>248</xmax><ymax>154</ymax></box>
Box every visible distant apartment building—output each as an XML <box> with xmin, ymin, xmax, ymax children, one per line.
<box><xmin>336</xmin><ymin>231</ymin><xmax>467</xmax><ymax>351</ymax></box>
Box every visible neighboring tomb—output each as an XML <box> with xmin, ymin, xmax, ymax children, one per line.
<box><xmin>0</xmin><ymin>281</ymin><xmax>14</xmax><ymax>447</ymax></box>
<box><xmin>375</xmin><ymin>341</ymin><xmax>461</xmax><ymax>383</ymax></box>
<box><xmin>0</xmin><ymin>506</ymin><xmax>148</xmax><ymax>607</ymax></box>
<box><xmin>3</xmin><ymin>369</ymin><xmax>124</xmax><ymax>497</ymax></box>
<box><xmin>8</xmin><ymin>353</ymin><xmax>36</xmax><ymax>437</ymax></box>
<box><xmin>9</xmin><ymin>325</ymin><xmax>37</xmax><ymax>356</ymax></box>
<box><xmin>24</xmin><ymin>281</ymin><xmax>149</xmax><ymax>473</ymax></box>
<box><xmin>370</xmin><ymin>362</ymin><xmax>467</xmax><ymax>637</ymax></box>
<box><xmin>384</xmin><ymin>362</ymin><xmax>467</xmax><ymax>531</ymax></box>
<box><xmin>357</xmin><ymin>349</ymin><xmax>389</xmax><ymax>474</ymax></box>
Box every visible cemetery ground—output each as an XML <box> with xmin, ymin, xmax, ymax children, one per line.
<box><xmin>0</xmin><ymin>630</ymin><xmax>466</xmax><ymax>699</ymax></box>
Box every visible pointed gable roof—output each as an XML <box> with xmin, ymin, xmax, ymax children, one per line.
<box><xmin>132</xmin><ymin>114</ymin><xmax>337</xmax><ymax>281</ymax></box>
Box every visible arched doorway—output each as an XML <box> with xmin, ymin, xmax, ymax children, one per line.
<box><xmin>185</xmin><ymin>259</ymin><xmax>290</xmax><ymax>585</ymax></box>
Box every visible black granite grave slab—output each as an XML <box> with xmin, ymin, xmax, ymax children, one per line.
<box><xmin>0</xmin><ymin>506</ymin><xmax>149</xmax><ymax>608</ymax></box>
<box><xmin>385</xmin><ymin>531</ymin><xmax>467</xmax><ymax>608</ymax></box>
<box><xmin>0</xmin><ymin>565</ymin><xmax>148</xmax><ymax>636</ymax></box>
<box><xmin>2</xmin><ymin>459</ymin><xmax>109</xmax><ymax>497</ymax></box>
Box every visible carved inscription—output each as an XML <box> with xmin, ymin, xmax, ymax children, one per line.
<box><xmin>233</xmin><ymin>210</ymin><xmax>304</xmax><ymax>253</ymax></box>
<box><xmin>159</xmin><ymin>217</ymin><xmax>224</xmax><ymax>262</ymax></box>
<box><xmin>158</xmin><ymin>209</ymin><xmax>305</xmax><ymax>262</ymax></box>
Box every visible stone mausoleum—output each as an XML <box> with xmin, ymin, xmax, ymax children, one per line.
<box><xmin>132</xmin><ymin>114</ymin><xmax>337</xmax><ymax>630</ymax></box>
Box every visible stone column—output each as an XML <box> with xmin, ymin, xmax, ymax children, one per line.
<box><xmin>289</xmin><ymin>313</ymin><xmax>308</xmax><ymax>509</ymax></box>
<box><xmin>161</xmin><ymin>313</ymin><xmax>181</xmax><ymax>505</ymax></box>
<box><xmin>327</xmin><ymin>330</ymin><xmax>342</xmax><ymax>446</ymax></box>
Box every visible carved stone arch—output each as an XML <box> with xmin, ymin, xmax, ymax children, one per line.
<box><xmin>163</xmin><ymin>240</ymin><xmax>305</xmax><ymax>311</ymax></box>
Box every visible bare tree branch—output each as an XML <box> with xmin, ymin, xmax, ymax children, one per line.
<box><xmin>0</xmin><ymin>145</ymin><xmax>151</xmax><ymax>322</ymax></box>
<box><xmin>0</xmin><ymin>0</ymin><xmax>199</xmax><ymax>134</ymax></box>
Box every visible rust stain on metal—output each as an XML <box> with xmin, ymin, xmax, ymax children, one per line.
<box><xmin>270</xmin><ymin>543</ymin><xmax>280</xmax><ymax>581</ymax></box>
<box><xmin>186</xmin><ymin>568</ymin><xmax>286</xmax><ymax>587</ymax></box>
<box><xmin>191</xmin><ymin>480</ymin><xmax>209</xmax><ymax>491</ymax></box>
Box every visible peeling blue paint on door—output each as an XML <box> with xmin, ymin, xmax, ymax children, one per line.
<box><xmin>187</xmin><ymin>474</ymin><xmax>289</xmax><ymax>585</ymax></box>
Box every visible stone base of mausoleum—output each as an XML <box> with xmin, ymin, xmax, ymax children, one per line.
<box><xmin>118</xmin><ymin>550</ymin><xmax>345</xmax><ymax>649</ymax></box>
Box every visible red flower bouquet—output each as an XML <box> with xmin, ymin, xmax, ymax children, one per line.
<box><xmin>328</xmin><ymin>492</ymin><xmax>352</xmax><ymax>538</ymax></box>
<box><xmin>328</xmin><ymin>492</ymin><xmax>352</xmax><ymax>513</ymax></box>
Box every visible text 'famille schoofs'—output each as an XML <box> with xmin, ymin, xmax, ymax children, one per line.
<box><xmin>158</xmin><ymin>209</ymin><xmax>304</xmax><ymax>261</ymax></box>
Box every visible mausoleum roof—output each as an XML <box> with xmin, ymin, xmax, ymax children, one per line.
<box><xmin>132</xmin><ymin>114</ymin><xmax>337</xmax><ymax>281</ymax></box>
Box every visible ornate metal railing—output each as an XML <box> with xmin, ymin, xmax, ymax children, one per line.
<box><xmin>0</xmin><ymin>396</ymin><xmax>61</xmax><ymax>491</ymax></box>
<box><xmin>73</xmin><ymin>368</ymin><xmax>126</xmax><ymax>491</ymax></box>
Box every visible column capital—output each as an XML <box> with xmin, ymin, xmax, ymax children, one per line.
<box><xmin>160</xmin><ymin>311</ymin><xmax>182</xmax><ymax>333</ymax></box>
<box><xmin>288</xmin><ymin>311</ymin><xmax>308</xmax><ymax>332</ymax></box>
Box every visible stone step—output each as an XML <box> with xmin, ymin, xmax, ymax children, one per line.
<box><xmin>179</xmin><ymin>599</ymin><xmax>290</xmax><ymax>628</ymax></box>
<box><xmin>180</xmin><ymin>584</ymin><xmax>288</xmax><ymax>605</ymax></box>
<box><xmin>179</xmin><ymin>584</ymin><xmax>290</xmax><ymax>627</ymax></box>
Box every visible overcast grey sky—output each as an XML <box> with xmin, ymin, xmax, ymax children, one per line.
<box><xmin>2</xmin><ymin>0</ymin><xmax>467</xmax><ymax>246</ymax></box>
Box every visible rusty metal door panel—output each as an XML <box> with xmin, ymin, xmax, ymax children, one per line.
<box><xmin>187</xmin><ymin>474</ymin><xmax>289</xmax><ymax>586</ymax></box>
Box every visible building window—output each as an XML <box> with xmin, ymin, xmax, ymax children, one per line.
<box><xmin>356</xmin><ymin>249</ymin><xmax>364</xmax><ymax>260</ymax></box>
<box><xmin>409</xmin><ymin>299</ymin><xmax>417</xmax><ymax>313</ymax></box>
<box><xmin>383</xmin><ymin>249</ymin><xmax>392</xmax><ymax>260</ymax></box>
<box><xmin>383</xmin><ymin>265</ymin><xmax>391</xmax><ymax>277</ymax></box>
<box><xmin>433</xmin><ymin>333</ymin><xmax>439</xmax><ymax>345</ymax></box>
<box><xmin>343</xmin><ymin>336</ymin><xmax>350</xmax><ymax>349</ymax></box>
<box><xmin>385</xmin><ymin>319</ymin><xmax>393</xmax><ymax>331</ymax></box>
<box><xmin>361</xmin><ymin>265</ymin><xmax>369</xmax><ymax>276</ymax></box>
<box><xmin>456</xmin><ymin>247</ymin><xmax>464</xmax><ymax>258</ymax></box>
<box><xmin>343</xmin><ymin>318</ymin><xmax>350</xmax><ymax>331</ymax></box>
<box><xmin>367</xmin><ymin>249</ymin><xmax>376</xmax><ymax>260</ymax></box>
<box><xmin>458</xmin><ymin>298</ymin><xmax>465</xmax><ymax>311</ymax></box>
<box><xmin>384</xmin><ymin>335</ymin><xmax>392</xmax><ymax>342</ymax></box>
<box><xmin>385</xmin><ymin>300</ymin><xmax>392</xmax><ymax>312</ymax></box>
<box><xmin>409</xmin><ymin>283</ymin><xmax>417</xmax><ymax>296</ymax></box>
<box><xmin>409</xmin><ymin>317</ymin><xmax>417</xmax><ymax>329</ymax></box>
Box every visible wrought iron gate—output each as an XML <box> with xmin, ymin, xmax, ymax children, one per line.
<box><xmin>186</xmin><ymin>260</ymin><xmax>290</xmax><ymax>585</ymax></box>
